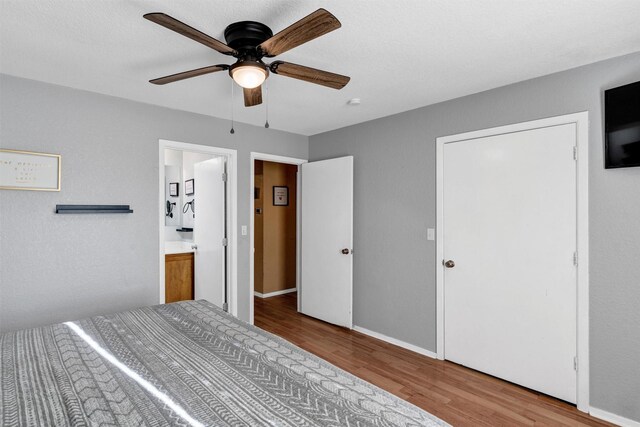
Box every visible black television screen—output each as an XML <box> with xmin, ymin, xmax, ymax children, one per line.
<box><xmin>605</xmin><ymin>80</ymin><xmax>640</xmax><ymax>168</ymax></box>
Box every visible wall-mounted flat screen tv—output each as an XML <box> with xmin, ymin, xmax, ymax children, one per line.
<box><xmin>605</xmin><ymin>80</ymin><xmax>640</xmax><ymax>168</ymax></box>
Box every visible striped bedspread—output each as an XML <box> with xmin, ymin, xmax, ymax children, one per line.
<box><xmin>0</xmin><ymin>300</ymin><xmax>447</xmax><ymax>426</ymax></box>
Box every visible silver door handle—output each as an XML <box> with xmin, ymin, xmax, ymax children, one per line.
<box><xmin>444</xmin><ymin>260</ymin><xmax>455</xmax><ymax>268</ymax></box>
<box><xmin>341</xmin><ymin>248</ymin><xmax>351</xmax><ymax>255</ymax></box>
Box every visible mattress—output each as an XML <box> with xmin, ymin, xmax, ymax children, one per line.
<box><xmin>0</xmin><ymin>300</ymin><xmax>447</xmax><ymax>426</ymax></box>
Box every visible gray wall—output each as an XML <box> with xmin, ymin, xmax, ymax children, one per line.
<box><xmin>0</xmin><ymin>74</ymin><xmax>308</xmax><ymax>331</ymax></box>
<box><xmin>310</xmin><ymin>52</ymin><xmax>640</xmax><ymax>420</ymax></box>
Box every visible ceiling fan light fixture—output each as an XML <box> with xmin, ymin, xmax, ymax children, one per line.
<box><xmin>229</xmin><ymin>62</ymin><xmax>268</xmax><ymax>89</ymax></box>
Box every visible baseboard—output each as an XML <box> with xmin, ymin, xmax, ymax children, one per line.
<box><xmin>590</xmin><ymin>407</ymin><xmax>640</xmax><ymax>427</ymax></box>
<box><xmin>352</xmin><ymin>325</ymin><xmax>437</xmax><ymax>359</ymax></box>
<box><xmin>254</xmin><ymin>288</ymin><xmax>297</xmax><ymax>299</ymax></box>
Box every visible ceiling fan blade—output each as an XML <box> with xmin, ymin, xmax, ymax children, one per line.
<box><xmin>144</xmin><ymin>13</ymin><xmax>237</xmax><ymax>56</ymax></box>
<box><xmin>270</xmin><ymin>61</ymin><xmax>350</xmax><ymax>89</ymax></box>
<box><xmin>258</xmin><ymin>9</ymin><xmax>341</xmax><ymax>57</ymax></box>
<box><xmin>150</xmin><ymin>65</ymin><xmax>228</xmax><ymax>85</ymax></box>
<box><xmin>243</xmin><ymin>86</ymin><xmax>263</xmax><ymax>107</ymax></box>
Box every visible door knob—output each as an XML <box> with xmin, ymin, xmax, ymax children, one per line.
<box><xmin>341</xmin><ymin>248</ymin><xmax>351</xmax><ymax>255</ymax></box>
<box><xmin>444</xmin><ymin>260</ymin><xmax>455</xmax><ymax>268</ymax></box>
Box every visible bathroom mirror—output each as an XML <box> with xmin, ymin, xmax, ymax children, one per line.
<box><xmin>164</xmin><ymin>165</ymin><xmax>182</xmax><ymax>227</ymax></box>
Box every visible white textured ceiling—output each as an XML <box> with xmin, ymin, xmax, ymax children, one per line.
<box><xmin>2</xmin><ymin>0</ymin><xmax>640</xmax><ymax>136</ymax></box>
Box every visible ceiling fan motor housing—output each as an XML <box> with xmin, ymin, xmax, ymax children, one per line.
<box><xmin>224</xmin><ymin>21</ymin><xmax>273</xmax><ymax>53</ymax></box>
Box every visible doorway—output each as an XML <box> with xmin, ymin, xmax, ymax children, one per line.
<box><xmin>159</xmin><ymin>140</ymin><xmax>238</xmax><ymax>315</ymax></box>
<box><xmin>249</xmin><ymin>153</ymin><xmax>306</xmax><ymax>325</ymax></box>
<box><xmin>436</xmin><ymin>112</ymin><xmax>589</xmax><ymax>410</ymax></box>
<box><xmin>249</xmin><ymin>153</ymin><xmax>354</xmax><ymax>329</ymax></box>
<box><xmin>253</xmin><ymin>160</ymin><xmax>298</xmax><ymax>300</ymax></box>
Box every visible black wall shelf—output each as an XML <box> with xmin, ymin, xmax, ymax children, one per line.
<box><xmin>56</xmin><ymin>205</ymin><xmax>133</xmax><ymax>214</ymax></box>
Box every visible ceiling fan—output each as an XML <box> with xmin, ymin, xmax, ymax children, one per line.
<box><xmin>144</xmin><ymin>9</ymin><xmax>350</xmax><ymax>107</ymax></box>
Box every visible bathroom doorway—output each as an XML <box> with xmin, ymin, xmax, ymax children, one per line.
<box><xmin>159</xmin><ymin>140</ymin><xmax>238</xmax><ymax>315</ymax></box>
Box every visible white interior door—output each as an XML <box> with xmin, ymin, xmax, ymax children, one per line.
<box><xmin>301</xmin><ymin>156</ymin><xmax>353</xmax><ymax>328</ymax></box>
<box><xmin>194</xmin><ymin>158</ymin><xmax>226</xmax><ymax>308</ymax></box>
<box><xmin>443</xmin><ymin>124</ymin><xmax>577</xmax><ymax>403</ymax></box>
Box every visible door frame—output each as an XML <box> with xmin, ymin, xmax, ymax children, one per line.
<box><xmin>435</xmin><ymin>112</ymin><xmax>589</xmax><ymax>411</ymax></box>
<box><xmin>249</xmin><ymin>152</ymin><xmax>307</xmax><ymax>325</ymax></box>
<box><xmin>158</xmin><ymin>139</ymin><xmax>238</xmax><ymax>316</ymax></box>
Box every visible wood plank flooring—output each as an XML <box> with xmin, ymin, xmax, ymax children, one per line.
<box><xmin>254</xmin><ymin>293</ymin><xmax>613</xmax><ymax>427</ymax></box>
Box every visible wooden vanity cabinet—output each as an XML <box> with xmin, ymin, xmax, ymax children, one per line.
<box><xmin>165</xmin><ymin>253</ymin><xmax>194</xmax><ymax>303</ymax></box>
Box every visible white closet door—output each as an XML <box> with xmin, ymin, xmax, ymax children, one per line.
<box><xmin>443</xmin><ymin>124</ymin><xmax>577</xmax><ymax>403</ymax></box>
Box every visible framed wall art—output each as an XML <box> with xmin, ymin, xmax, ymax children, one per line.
<box><xmin>0</xmin><ymin>149</ymin><xmax>61</xmax><ymax>191</ymax></box>
<box><xmin>273</xmin><ymin>186</ymin><xmax>289</xmax><ymax>206</ymax></box>
<box><xmin>185</xmin><ymin>179</ymin><xmax>194</xmax><ymax>195</ymax></box>
<box><xmin>169</xmin><ymin>182</ymin><xmax>179</xmax><ymax>197</ymax></box>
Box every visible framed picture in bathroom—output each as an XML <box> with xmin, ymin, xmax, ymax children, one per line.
<box><xmin>169</xmin><ymin>182</ymin><xmax>179</xmax><ymax>197</ymax></box>
<box><xmin>185</xmin><ymin>179</ymin><xmax>194</xmax><ymax>195</ymax></box>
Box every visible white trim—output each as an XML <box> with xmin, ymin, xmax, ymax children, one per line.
<box><xmin>249</xmin><ymin>153</ymin><xmax>308</xmax><ymax>325</ymax></box>
<box><xmin>254</xmin><ymin>288</ymin><xmax>297</xmax><ymax>299</ymax></box>
<box><xmin>575</xmin><ymin>112</ymin><xmax>590</xmax><ymax>413</ymax></box>
<box><xmin>435</xmin><ymin>111</ymin><xmax>590</xmax><ymax>411</ymax></box>
<box><xmin>353</xmin><ymin>326</ymin><xmax>437</xmax><ymax>359</ymax></box>
<box><xmin>158</xmin><ymin>140</ymin><xmax>238</xmax><ymax>317</ymax></box>
<box><xmin>435</xmin><ymin>138</ymin><xmax>445</xmax><ymax>360</ymax></box>
<box><xmin>296</xmin><ymin>163</ymin><xmax>303</xmax><ymax>317</ymax></box>
<box><xmin>590</xmin><ymin>407</ymin><xmax>640</xmax><ymax>427</ymax></box>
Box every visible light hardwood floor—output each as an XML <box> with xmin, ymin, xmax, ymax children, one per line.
<box><xmin>255</xmin><ymin>293</ymin><xmax>613</xmax><ymax>427</ymax></box>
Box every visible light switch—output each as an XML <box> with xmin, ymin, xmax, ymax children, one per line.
<box><xmin>427</xmin><ymin>228</ymin><xmax>435</xmax><ymax>241</ymax></box>
<box><xmin>241</xmin><ymin>225</ymin><xmax>247</xmax><ymax>236</ymax></box>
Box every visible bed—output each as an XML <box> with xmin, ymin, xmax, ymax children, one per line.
<box><xmin>0</xmin><ymin>300</ymin><xmax>447</xmax><ymax>426</ymax></box>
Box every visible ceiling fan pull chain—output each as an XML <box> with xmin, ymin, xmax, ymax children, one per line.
<box><xmin>265</xmin><ymin>80</ymin><xmax>270</xmax><ymax>129</ymax></box>
<box><xmin>230</xmin><ymin>80</ymin><xmax>235</xmax><ymax>134</ymax></box>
